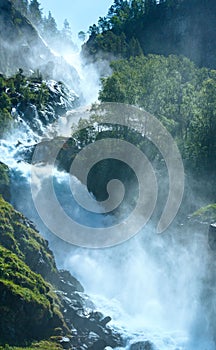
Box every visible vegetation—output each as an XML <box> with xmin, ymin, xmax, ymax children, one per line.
<box><xmin>0</xmin><ymin>341</ymin><xmax>62</xmax><ymax>349</ymax></box>
<box><xmin>0</xmin><ymin>70</ymin><xmax>77</xmax><ymax>137</ymax></box>
<box><xmin>0</xmin><ymin>70</ymin><xmax>48</xmax><ymax>135</ymax></box>
<box><xmin>11</xmin><ymin>0</ymin><xmax>77</xmax><ymax>51</ymax></box>
<box><xmin>0</xmin><ymin>163</ymin><xmax>10</xmax><ymax>201</ymax></box>
<box><xmin>190</xmin><ymin>204</ymin><xmax>216</xmax><ymax>223</ymax></box>
<box><xmin>98</xmin><ymin>54</ymin><xmax>216</xmax><ymax>174</ymax></box>
<box><xmin>83</xmin><ymin>0</ymin><xmax>216</xmax><ymax>68</ymax></box>
<box><xmin>0</xmin><ymin>0</ymin><xmax>216</xmax><ymax>347</ymax></box>
<box><xmin>0</xmin><ymin>196</ymin><xmax>66</xmax><ymax>345</ymax></box>
<box><xmin>0</xmin><ymin>196</ymin><xmax>58</xmax><ymax>281</ymax></box>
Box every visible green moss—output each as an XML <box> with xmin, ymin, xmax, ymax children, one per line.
<box><xmin>0</xmin><ymin>246</ymin><xmax>65</xmax><ymax>344</ymax></box>
<box><xmin>0</xmin><ymin>246</ymin><xmax>50</xmax><ymax>306</ymax></box>
<box><xmin>0</xmin><ymin>163</ymin><xmax>10</xmax><ymax>187</ymax></box>
<box><xmin>190</xmin><ymin>204</ymin><xmax>216</xmax><ymax>223</ymax></box>
<box><xmin>0</xmin><ymin>197</ymin><xmax>66</xmax><ymax>345</ymax></box>
<box><xmin>0</xmin><ymin>71</ymin><xmax>51</xmax><ymax>136</ymax></box>
<box><xmin>0</xmin><ymin>196</ymin><xmax>58</xmax><ymax>280</ymax></box>
<box><xmin>0</xmin><ymin>340</ymin><xmax>63</xmax><ymax>349</ymax></box>
<box><xmin>0</xmin><ymin>163</ymin><xmax>10</xmax><ymax>201</ymax></box>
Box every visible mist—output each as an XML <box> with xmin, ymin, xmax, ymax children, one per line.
<box><xmin>1</xmin><ymin>1</ymin><xmax>216</xmax><ymax>349</ymax></box>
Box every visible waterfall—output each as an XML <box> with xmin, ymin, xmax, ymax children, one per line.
<box><xmin>0</xmin><ymin>51</ymin><xmax>215</xmax><ymax>350</ymax></box>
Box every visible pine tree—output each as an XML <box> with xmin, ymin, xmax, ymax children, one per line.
<box><xmin>12</xmin><ymin>0</ymin><xmax>28</xmax><ymax>16</ymax></box>
<box><xmin>62</xmin><ymin>19</ymin><xmax>72</xmax><ymax>38</ymax></box>
<box><xmin>43</xmin><ymin>11</ymin><xmax>57</xmax><ymax>36</ymax></box>
<box><xmin>28</xmin><ymin>0</ymin><xmax>42</xmax><ymax>27</ymax></box>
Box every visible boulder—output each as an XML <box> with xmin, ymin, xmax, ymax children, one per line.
<box><xmin>208</xmin><ymin>223</ymin><xmax>216</xmax><ymax>250</ymax></box>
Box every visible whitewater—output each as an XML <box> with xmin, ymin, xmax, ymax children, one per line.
<box><xmin>0</xmin><ymin>50</ymin><xmax>215</xmax><ymax>350</ymax></box>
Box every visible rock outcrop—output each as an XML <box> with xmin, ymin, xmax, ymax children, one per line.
<box><xmin>0</xmin><ymin>0</ymin><xmax>79</xmax><ymax>89</ymax></box>
<box><xmin>0</xmin><ymin>196</ymin><xmax>123</xmax><ymax>348</ymax></box>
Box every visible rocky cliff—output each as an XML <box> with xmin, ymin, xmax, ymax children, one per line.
<box><xmin>0</xmin><ymin>168</ymin><xmax>122</xmax><ymax>349</ymax></box>
<box><xmin>0</xmin><ymin>0</ymin><xmax>79</xmax><ymax>90</ymax></box>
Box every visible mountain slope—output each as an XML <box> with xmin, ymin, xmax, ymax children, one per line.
<box><xmin>0</xmin><ymin>0</ymin><xmax>79</xmax><ymax>89</ymax></box>
<box><xmin>83</xmin><ymin>0</ymin><xmax>216</xmax><ymax>69</ymax></box>
<box><xmin>0</xmin><ymin>192</ymin><xmax>123</xmax><ymax>348</ymax></box>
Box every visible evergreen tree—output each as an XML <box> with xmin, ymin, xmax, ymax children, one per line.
<box><xmin>131</xmin><ymin>0</ymin><xmax>145</xmax><ymax>18</ymax></box>
<box><xmin>62</xmin><ymin>19</ymin><xmax>73</xmax><ymax>39</ymax></box>
<box><xmin>12</xmin><ymin>0</ymin><xmax>28</xmax><ymax>16</ymax></box>
<box><xmin>43</xmin><ymin>11</ymin><xmax>57</xmax><ymax>36</ymax></box>
<box><xmin>78</xmin><ymin>31</ymin><xmax>86</xmax><ymax>42</ymax></box>
<box><xmin>28</xmin><ymin>0</ymin><xmax>42</xmax><ymax>27</ymax></box>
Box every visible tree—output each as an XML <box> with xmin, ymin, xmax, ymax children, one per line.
<box><xmin>98</xmin><ymin>17</ymin><xmax>110</xmax><ymax>32</ymax></box>
<box><xmin>12</xmin><ymin>0</ymin><xmax>28</xmax><ymax>16</ymax></box>
<box><xmin>78</xmin><ymin>31</ymin><xmax>86</xmax><ymax>42</ymax></box>
<box><xmin>43</xmin><ymin>11</ymin><xmax>57</xmax><ymax>36</ymax></box>
<box><xmin>28</xmin><ymin>0</ymin><xmax>42</xmax><ymax>27</ymax></box>
<box><xmin>62</xmin><ymin>19</ymin><xmax>73</xmax><ymax>38</ymax></box>
<box><xmin>99</xmin><ymin>75</ymin><xmax>126</xmax><ymax>102</ymax></box>
<box><xmin>131</xmin><ymin>0</ymin><xmax>145</xmax><ymax>18</ymax></box>
<box><xmin>88</xmin><ymin>24</ymin><xmax>99</xmax><ymax>37</ymax></box>
<box><xmin>127</xmin><ymin>37</ymin><xmax>143</xmax><ymax>57</ymax></box>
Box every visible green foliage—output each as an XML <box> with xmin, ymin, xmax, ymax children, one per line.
<box><xmin>12</xmin><ymin>0</ymin><xmax>28</xmax><ymax>16</ymax></box>
<box><xmin>84</xmin><ymin>0</ymin><xmax>216</xmax><ymax>69</ymax></box>
<box><xmin>0</xmin><ymin>246</ymin><xmax>50</xmax><ymax>306</ymax></box>
<box><xmin>98</xmin><ymin>54</ymin><xmax>216</xmax><ymax>173</ymax></box>
<box><xmin>43</xmin><ymin>11</ymin><xmax>57</xmax><ymax>36</ymax></box>
<box><xmin>11</xmin><ymin>0</ymin><xmax>76</xmax><ymax>51</ymax></box>
<box><xmin>190</xmin><ymin>204</ymin><xmax>216</xmax><ymax>223</ymax></box>
<box><xmin>0</xmin><ymin>197</ymin><xmax>65</xmax><ymax>345</ymax></box>
<box><xmin>0</xmin><ymin>163</ymin><xmax>10</xmax><ymax>202</ymax></box>
<box><xmin>0</xmin><ymin>71</ymin><xmax>51</xmax><ymax>136</ymax></box>
<box><xmin>0</xmin><ymin>164</ymin><xmax>9</xmax><ymax>188</ymax></box>
<box><xmin>0</xmin><ymin>196</ymin><xmax>58</xmax><ymax>281</ymax></box>
<box><xmin>0</xmin><ymin>341</ymin><xmax>62</xmax><ymax>349</ymax></box>
<box><xmin>28</xmin><ymin>0</ymin><xmax>42</xmax><ymax>27</ymax></box>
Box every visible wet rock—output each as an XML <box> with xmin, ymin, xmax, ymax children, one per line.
<box><xmin>59</xmin><ymin>336</ymin><xmax>72</xmax><ymax>349</ymax></box>
<box><xmin>100</xmin><ymin>316</ymin><xmax>112</xmax><ymax>327</ymax></box>
<box><xmin>208</xmin><ymin>223</ymin><xmax>216</xmax><ymax>250</ymax></box>
<box><xmin>57</xmin><ymin>269</ymin><xmax>84</xmax><ymax>293</ymax></box>
<box><xmin>56</xmin><ymin>287</ymin><xmax>123</xmax><ymax>349</ymax></box>
<box><xmin>130</xmin><ymin>340</ymin><xmax>155</xmax><ymax>350</ymax></box>
<box><xmin>88</xmin><ymin>338</ymin><xmax>107</xmax><ymax>349</ymax></box>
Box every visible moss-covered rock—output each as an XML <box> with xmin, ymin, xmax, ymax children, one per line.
<box><xmin>0</xmin><ymin>196</ymin><xmax>58</xmax><ymax>282</ymax></box>
<box><xmin>0</xmin><ymin>196</ymin><xmax>89</xmax><ymax>347</ymax></box>
<box><xmin>0</xmin><ymin>246</ymin><xmax>65</xmax><ymax>346</ymax></box>
<box><xmin>0</xmin><ymin>190</ymin><xmax>120</xmax><ymax>349</ymax></box>
<box><xmin>0</xmin><ymin>197</ymin><xmax>67</xmax><ymax>345</ymax></box>
<box><xmin>0</xmin><ymin>340</ymin><xmax>63</xmax><ymax>349</ymax></box>
<box><xmin>0</xmin><ymin>163</ymin><xmax>10</xmax><ymax>202</ymax></box>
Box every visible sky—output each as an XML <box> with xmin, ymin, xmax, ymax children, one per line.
<box><xmin>39</xmin><ymin>0</ymin><xmax>114</xmax><ymax>35</ymax></box>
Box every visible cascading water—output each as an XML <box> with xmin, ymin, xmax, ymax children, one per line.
<box><xmin>1</xmin><ymin>52</ymin><xmax>216</xmax><ymax>350</ymax></box>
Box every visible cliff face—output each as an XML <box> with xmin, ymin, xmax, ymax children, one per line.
<box><xmin>136</xmin><ymin>0</ymin><xmax>216</xmax><ymax>69</ymax></box>
<box><xmin>0</xmin><ymin>0</ymin><xmax>79</xmax><ymax>89</ymax></box>
<box><xmin>83</xmin><ymin>0</ymin><xmax>216</xmax><ymax>69</ymax></box>
<box><xmin>0</xmin><ymin>195</ymin><xmax>67</xmax><ymax>346</ymax></box>
<box><xmin>0</xmin><ymin>194</ymin><xmax>122</xmax><ymax>349</ymax></box>
<box><xmin>0</xmin><ymin>0</ymin><xmax>50</xmax><ymax>76</ymax></box>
